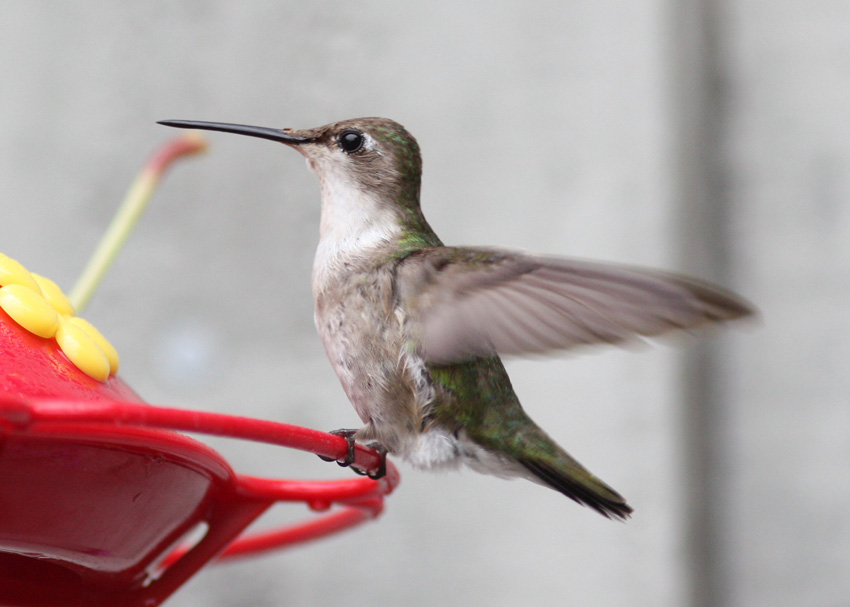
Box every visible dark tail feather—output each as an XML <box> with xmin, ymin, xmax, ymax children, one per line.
<box><xmin>521</xmin><ymin>459</ymin><xmax>633</xmax><ymax>521</ymax></box>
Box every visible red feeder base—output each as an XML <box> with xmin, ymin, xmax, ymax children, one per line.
<box><xmin>0</xmin><ymin>309</ymin><xmax>399</xmax><ymax>607</ymax></box>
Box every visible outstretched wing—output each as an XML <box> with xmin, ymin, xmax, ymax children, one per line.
<box><xmin>395</xmin><ymin>247</ymin><xmax>754</xmax><ymax>365</ymax></box>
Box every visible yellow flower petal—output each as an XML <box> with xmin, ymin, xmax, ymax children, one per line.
<box><xmin>0</xmin><ymin>284</ymin><xmax>60</xmax><ymax>338</ymax></box>
<box><xmin>55</xmin><ymin>319</ymin><xmax>110</xmax><ymax>382</ymax></box>
<box><xmin>32</xmin><ymin>273</ymin><xmax>75</xmax><ymax>316</ymax></box>
<box><xmin>0</xmin><ymin>253</ymin><xmax>41</xmax><ymax>292</ymax></box>
<box><xmin>66</xmin><ymin>316</ymin><xmax>119</xmax><ymax>375</ymax></box>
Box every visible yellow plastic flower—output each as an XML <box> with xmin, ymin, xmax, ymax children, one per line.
<box><xmin>0</xmin><ymin>254</ymin><xmax>119</xmax><ymax>381</ymax></box>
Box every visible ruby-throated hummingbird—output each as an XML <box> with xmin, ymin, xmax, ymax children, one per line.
<box><xmin>159</xmin><ymin>117</ymin><xmax>753</xmax><ymax>520</ymax></box>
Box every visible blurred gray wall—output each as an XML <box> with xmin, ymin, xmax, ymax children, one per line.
<box><xmin>1</xmin><ymin>3</ymin><xmax>847</xmax><ymax>606</ymax></box>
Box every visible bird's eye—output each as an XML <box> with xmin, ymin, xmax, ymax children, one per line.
<box><xmin>338</xmin><ymin>130</ymin><xmax>364</xmax><ymax>153</ymax></box>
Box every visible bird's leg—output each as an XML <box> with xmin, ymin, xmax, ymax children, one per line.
<box><xmin>318</xmin><ymin>428</ymin><xmax>358</xmax><ymax>467</ymax></box>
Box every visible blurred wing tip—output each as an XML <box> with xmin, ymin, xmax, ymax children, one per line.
<box><xmin>706</xmin><ymin>294</ymin><xmax>759</xmax><ymax>324</ymax></box>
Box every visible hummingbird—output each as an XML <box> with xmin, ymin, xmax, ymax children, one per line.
<box><xmin>159</xmin><ymin>117</ymin><xmax>753</xmax><ymax>520</ymax></box>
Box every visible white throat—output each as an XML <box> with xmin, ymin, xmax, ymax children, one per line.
<box><xmin>310</xmin><ymin>158</ymin><xmax>402</xmax><ymax>289</ymax></box>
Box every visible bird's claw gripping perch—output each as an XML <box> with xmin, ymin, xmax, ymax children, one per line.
<box><xmin>363</xmin><ymin>441</ymin><xmax>388</xmax><ymax>480</ymax></box>
<box><xmin>318</xmin><ymin>428</ymin><xmax>358</xmax><ymax>467</ymax></box>
<box><xmin>318</xmin><ymin>429</ymin><xmax>388</xmax><ymax>480</ymax></box>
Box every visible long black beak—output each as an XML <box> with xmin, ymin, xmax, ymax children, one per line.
<box><xmin>157</xmin><ymin>120</ymin><xmax>310</xmax><ymax>145</ymax></box>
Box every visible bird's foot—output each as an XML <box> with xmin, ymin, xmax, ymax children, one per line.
<box><xmin>363</xmin><ymin>441</ymin><xmax>388</xmax><ymax>480</ymax></box>
<box><xmin>318</xmin><ymin>428</ymin><xmax>358</xmax><ymax>467</ymax></box>
<box><xmin>317</xmin><ymin>429</ymin><xmax>388</xmax><ymax>480</ymax></box>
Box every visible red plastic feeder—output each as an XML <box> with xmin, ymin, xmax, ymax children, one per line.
<box><xmin>0</xmin><ymin>305</ymin><xmax>399</xmax><ymax>607</ymax></box>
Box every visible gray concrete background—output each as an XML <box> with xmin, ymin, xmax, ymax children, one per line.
<box><xmin>1</xmin><ymin>3</ymin><xmax>846</xmax><ymax>606</ymax></box>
